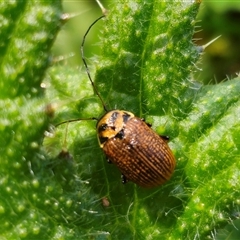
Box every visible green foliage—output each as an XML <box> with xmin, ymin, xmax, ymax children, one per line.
<box><xmin>1</xmin><ymin>1</ymin><xmax>240</xmax><ymax>240</ymax></box>
<box><xmin>195</xmin><ymin>1</ymin><xmax>240</xmax><ymax>83</ymax></box>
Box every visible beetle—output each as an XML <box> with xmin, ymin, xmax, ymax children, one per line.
<box><xmin>57</xmin><ymin>13</ymin><xmax>176</xmax><ymax>188</ymax></box>
<box><xmin>97</xmin><ymin>110</ymin><xmax>175</xmax><ymax>187</ymax></box>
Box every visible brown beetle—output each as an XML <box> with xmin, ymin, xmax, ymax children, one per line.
<box><xmin>57</xmin><ymin>13</ymin><xmax>176</xmax><ymax>188</ymax></box>
<box><xmin>97</xmin><ymin>110</ymin><xmax>175</xmax><ymax>188</ymax></box>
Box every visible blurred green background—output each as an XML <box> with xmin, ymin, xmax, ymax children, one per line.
<box><xmin>52</xmin><ymin>0</ymin><xmax>110</xmax><ymax>67</ymax></box>
<box><xmin>52</xmin><ymin>0</ymin><xmax>240</xmax><ymax>84</ymax></box>
<box><xmin>195</xmin><ymin>1</ymin><xmax>240</xmax><ymax>84</ymax></box>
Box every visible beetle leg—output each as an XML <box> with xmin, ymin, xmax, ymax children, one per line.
<box><xmin>160</xmin><ymin>135</ymin><xmax>170</xmax><ymax>142</ymax></box>
<box><xmin>141</xmin><ymin>118</ymin><xmax>152</xmax><ymax>127</ymax></box>
<box><xmin>121</xmin><ymin>174</ymin><xmax>128</xmax><ymax>184</ymax></box>
<box><xmin>141</xmin><ymin>119</ymin><xmax>169</xmax><ymax>142</ymax></box>
<box><xmin>107</xmin><ymin>158</ymin><xmax>112</xmax><ymax>164</ymax></box>
<box><xmin>146</xmin><ymin>122</ymin><xmax>152</xmax><ymax>127</ymax></box>
<box><xmin>141</xmin><ymin>118</ymin><xmax>169</xmax><ymax>141</ymax></box>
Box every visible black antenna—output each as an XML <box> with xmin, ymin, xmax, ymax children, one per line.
<box><xmin>81</xmin><ymin>15</ymin><xmax>108</xmax><ymax>112</ymax></box>
<box><xmin>55</xmin><ymin>117</ymin><xmax>98</xmax><ymax>127</ymax></box>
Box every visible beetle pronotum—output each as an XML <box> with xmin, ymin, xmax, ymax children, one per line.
<box><xmin>57</xmin><ymin>3</ymin><xmax>176</xmax><ymax>188</ymax></box>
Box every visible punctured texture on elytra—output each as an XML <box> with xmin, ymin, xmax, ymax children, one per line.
<box><xmin>102</xmin><ymin>116</ymin><xmax>175</xmax><ymax>187</ymax></box>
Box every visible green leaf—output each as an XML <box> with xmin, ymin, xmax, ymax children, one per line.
<box><xmin>0</xmin><ymin>1</ymin><xmax>62</xmax><ymax>239</ymax></box>
<box><xmin>1</xmin><ymin>1</ymin><xmax>240</xmax><ymax>240</ymax></box>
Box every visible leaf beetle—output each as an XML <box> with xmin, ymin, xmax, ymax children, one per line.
<box><xmin>57</xmin><ymin>8</ymin><xmax>176</xmax><ymax>188</ymax></box>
